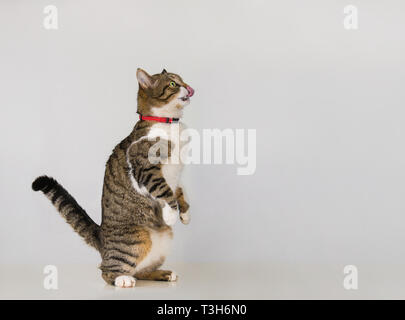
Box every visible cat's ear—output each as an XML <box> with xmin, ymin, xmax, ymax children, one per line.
<box><xmin>161</xmin><ymin>69</ymin><xmax>167</xmax><ymax>74</ymax></box>
<box><xmin>136</xmin><ymin>68</ymin><xmax>155</xmax><ymax>89</ymax></box>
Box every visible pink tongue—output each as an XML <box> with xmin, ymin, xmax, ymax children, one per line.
<box><xmin>186</xmin><ymin>86</ymin><xmax>194</xmax><ymax>97</ymax></box>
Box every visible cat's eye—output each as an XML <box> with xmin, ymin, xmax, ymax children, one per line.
<box><xmin>169</xmin><ymin>81</ymin><xmax>176</xmax><ymax>88</ymax></box>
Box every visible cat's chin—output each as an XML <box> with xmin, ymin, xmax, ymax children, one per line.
<box><xmin>177</xmin><ymin>98</ymin><xmax>190</xmax><ymax>108</ymax></box>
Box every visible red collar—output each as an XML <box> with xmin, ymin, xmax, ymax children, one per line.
<box><xmin>138</xmin><ymin>114</ymin><xmax>180</xmax><ymax>124</ymax></box>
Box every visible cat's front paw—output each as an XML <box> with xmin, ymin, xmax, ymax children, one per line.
<box><xmin>114</xmin><ymin>275</ymin><xmax>136</xmax><ymax>288</ymax></box>
<box><xmin>162</xmin><ymin>203</ymin><xmax>178</xmax><ymax>226</ymax></box>
<box><xmin>180</xmin><ymin>211</ymin><xmax>191</xmax><ymax>225</ymax></box>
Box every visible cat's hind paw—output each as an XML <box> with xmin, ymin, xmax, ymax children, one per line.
<box><xmin>167</xmin><ymin>271</ymin><xmax>178</xmax><ymax>282</ymax></box>
<box><xmin>114</xmin><ymin>275</ymin><xmax>136</xmax><ymax>288</ymax></box>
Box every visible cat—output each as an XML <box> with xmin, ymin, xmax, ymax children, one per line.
<box><xmin>32</xmin><ymin>68</ymin><xmax>194</xmax><ymax>288</ymax></box>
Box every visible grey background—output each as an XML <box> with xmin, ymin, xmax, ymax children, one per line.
<box><xmin>1</xmin><ymin>0</ymin><xmax>405</xmax><ymax>273</ymax></box>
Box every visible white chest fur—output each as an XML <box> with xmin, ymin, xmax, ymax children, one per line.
<box><xmin>147</xmin><ymin>122</ymin><xmax>188</xmax><ymax>192</ymax></box>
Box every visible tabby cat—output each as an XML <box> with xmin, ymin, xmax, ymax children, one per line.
<box><xmin>32</xmin><ymin>68</ymin><xmax>194</xmax><ymax>288</ymax></box>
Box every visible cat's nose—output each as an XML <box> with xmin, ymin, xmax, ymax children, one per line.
<box><xmin>186</xmin><ymin>86</ymin><xmax>194</xmax><ymax>97</ymax></box>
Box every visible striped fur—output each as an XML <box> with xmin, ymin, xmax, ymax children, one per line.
<box><xmin>32</xmin><ymin>68</ymin><xmax>193</xmax><ymax>287</ymax></box>
<box><xmin>32</xmin><ymin>176</ymin><xmax>101</xmax><ymax>250</ymax></box>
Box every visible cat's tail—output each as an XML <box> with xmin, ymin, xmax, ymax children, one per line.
<box><xmin>32</xmin><ymin>175</ymin><xmax>101</xmax><ymax>251</ymax></box>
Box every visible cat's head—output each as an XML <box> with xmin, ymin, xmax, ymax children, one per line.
<box><xmin>136</xmin><ymin>68</ymin><xmax>194</xmax><ymax>118</ymax></box>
